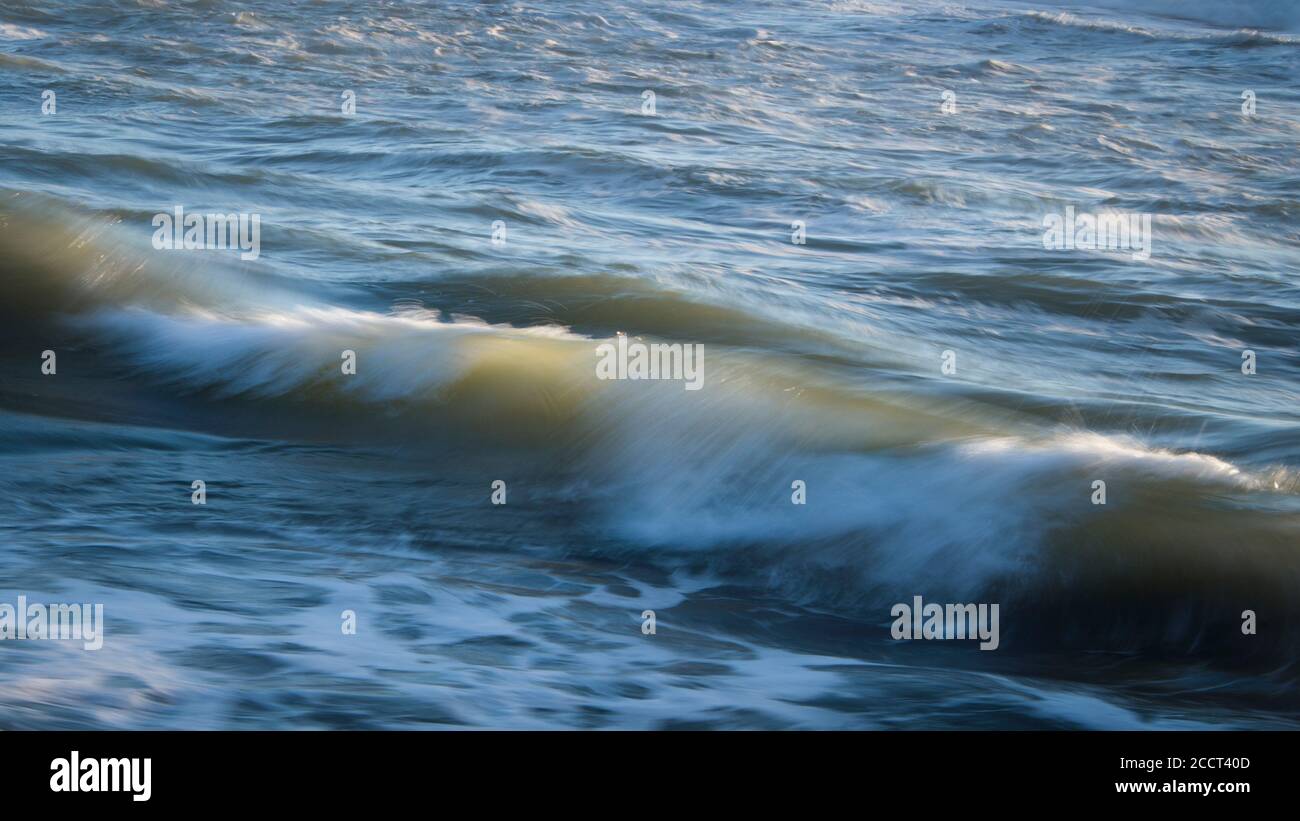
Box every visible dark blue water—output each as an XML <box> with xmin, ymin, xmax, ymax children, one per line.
<box><xmin>1</xmin><ymin>0</ymin><xmax>1298</xmax><ymax>728</ymax></box>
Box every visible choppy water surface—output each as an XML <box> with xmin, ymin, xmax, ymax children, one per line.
<box><xmin>1</xmin><ymin>0</ymin><xmax>1298</xmax><ymax>728</ymax></box>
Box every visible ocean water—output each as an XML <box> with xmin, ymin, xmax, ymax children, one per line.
<box><xmin>1</xmin><ymin>0</ymin><xmax>1298</xmax><ymax>729</ymax></box>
